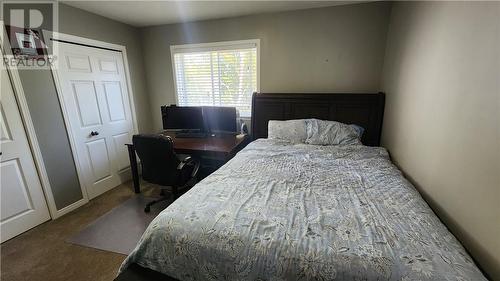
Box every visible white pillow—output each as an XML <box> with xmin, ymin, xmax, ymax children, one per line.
<box><xmin>268</xmin><ymin>120</ymin><xmax>307</xmax><ymax>143</ymax></box>
<box><xmin>305</xmin><ymin>119</ymin><xmax>362</xmax><ymax>145</ymax></box>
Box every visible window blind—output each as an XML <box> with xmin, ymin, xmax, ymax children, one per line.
<box><xmin>172</xmin><ymin>41</ymin><xmax>258</xmax><ymax>117</ymax></box>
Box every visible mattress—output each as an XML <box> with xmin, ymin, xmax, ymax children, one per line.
<box><xmin>120</xmin><ymin>139</ymin><xmax>486</xmax><ymax>280</ymax></box>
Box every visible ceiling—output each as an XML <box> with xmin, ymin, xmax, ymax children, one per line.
<box><xmin>62</xmin><ymin>1</ymin><xmax>367</xmax><ymax>27</ymax></box>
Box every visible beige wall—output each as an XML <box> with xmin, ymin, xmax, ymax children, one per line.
<box><xmin>381</xmin><ymin>2</ymin><xmax>500</xmax><ymax>279</ymax></box>
<box><xmin>141</xmin><ymin>2</ymin><xmax>392</xmax><ymax>130</ymax></box>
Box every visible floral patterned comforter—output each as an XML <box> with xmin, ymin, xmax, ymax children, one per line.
<box><xmin>120</xmin><ymin>139</ymin><xmax>486</xmax><ymax>280</ymax></box>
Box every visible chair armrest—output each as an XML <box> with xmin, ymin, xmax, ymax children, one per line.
<box><xmin>177</xmin><ymin>154</ymin><xmax>192</xmax><ymax>163</ymax></box>
<box><xmin>177</xmin><ymin>157</ymin><xmax>200</xmax><ymax>178</ymax></box>
<box><xmin>177</xmin><ymin>158</ymin><xmax>191</xmax><ymax>170</ymax></box>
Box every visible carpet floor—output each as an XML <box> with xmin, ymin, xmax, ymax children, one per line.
<box><xmin>1</xmin><ymin>181</ymin><xmax>158</xmax><ymax>281</ymax></box>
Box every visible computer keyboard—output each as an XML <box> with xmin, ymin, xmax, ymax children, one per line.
<box><xmin>175</xmin><ymin>132</ymin><xmax>207</xmax><ymax>138</ymax></box>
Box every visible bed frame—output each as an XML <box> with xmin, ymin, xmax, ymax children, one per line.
<box><xmin>251</xmin><ymin>92</ymin><xmax>385</xmax><ymax>146</ymax></box>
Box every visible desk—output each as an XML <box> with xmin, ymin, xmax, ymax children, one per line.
<box><xmin>126</xmin><ymin>133</ymin><xmax>249</xmax><ymax>193</ymax></box>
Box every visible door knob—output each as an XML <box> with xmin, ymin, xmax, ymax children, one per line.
<box><xmin>90</xmin><ymin>131</ymin><xmax>99</xmax><ymax>136</ymax></box>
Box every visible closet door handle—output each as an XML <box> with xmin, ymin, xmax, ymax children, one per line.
<box><xmin>90</xmin><ymin>131</ymin><xmax>99</xmax><ymax>136</ymax></box>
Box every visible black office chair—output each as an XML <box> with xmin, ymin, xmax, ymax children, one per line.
<box><xmin>132</xmin><ymin>134</ymin><xmax>200</xmax><ymax>212</ymax></box>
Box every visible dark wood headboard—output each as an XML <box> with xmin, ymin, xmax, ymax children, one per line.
<box><xmin>251</xmin><ymin>92</ymin><xmax>385</xmax><ymax>146</ymax></box>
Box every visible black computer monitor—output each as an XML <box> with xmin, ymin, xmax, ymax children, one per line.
<box><xmin>161</xmin><ymin>106</ymin><xmax>205</xmax><ymax>132</ymax></box>
<box><xmin>203</xmin><ymin>106</ymin><xmax>238</xmax><ymax>134</ymax></box>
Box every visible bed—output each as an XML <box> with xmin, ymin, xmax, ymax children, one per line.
<box><xmin>117</xmin><ymin>93</ymin><xmax>486</xmax><ymax>281</ymax></box>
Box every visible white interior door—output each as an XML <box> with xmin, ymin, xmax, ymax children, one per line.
<box><xmin>56</xmin><ymin>43</ymin><xmax>134</xmax><ymax>199</ymax></box>
<box><xmin>1</xmin><ymin>60</ymin><xmax>51</xmax><ymax>243</ymax></box>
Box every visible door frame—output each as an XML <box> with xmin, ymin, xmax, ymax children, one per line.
<box><xmin>0</xmin><ymin>37</ymin><xmax>56</xmax><ymax>219</ymax></box>
<box><xmin>44</xmin><ymin>31</ymin><xmax>139</xmax><ymax>202</ymax></box>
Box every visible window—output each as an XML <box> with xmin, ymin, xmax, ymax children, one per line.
<box><xmin>170</xmin><ymin>40</ymin><xmax>259</xmax><ymax>117</ymax></box>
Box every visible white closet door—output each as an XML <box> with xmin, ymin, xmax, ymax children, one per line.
<box><xmin>1</xmin><ymin>61</ymin><xmax>50</xmax><ymax>243</ymax></box>
<box><xmin>56</xmin><ymin>43</ymin><xmax>134</xmax><ymax>199</ymax></box>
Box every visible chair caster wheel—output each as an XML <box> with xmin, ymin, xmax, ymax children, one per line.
<box><xmin>144</xmin><ymin>206</ymin><xmax>150</xmax><ymax>213</ymax></box>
